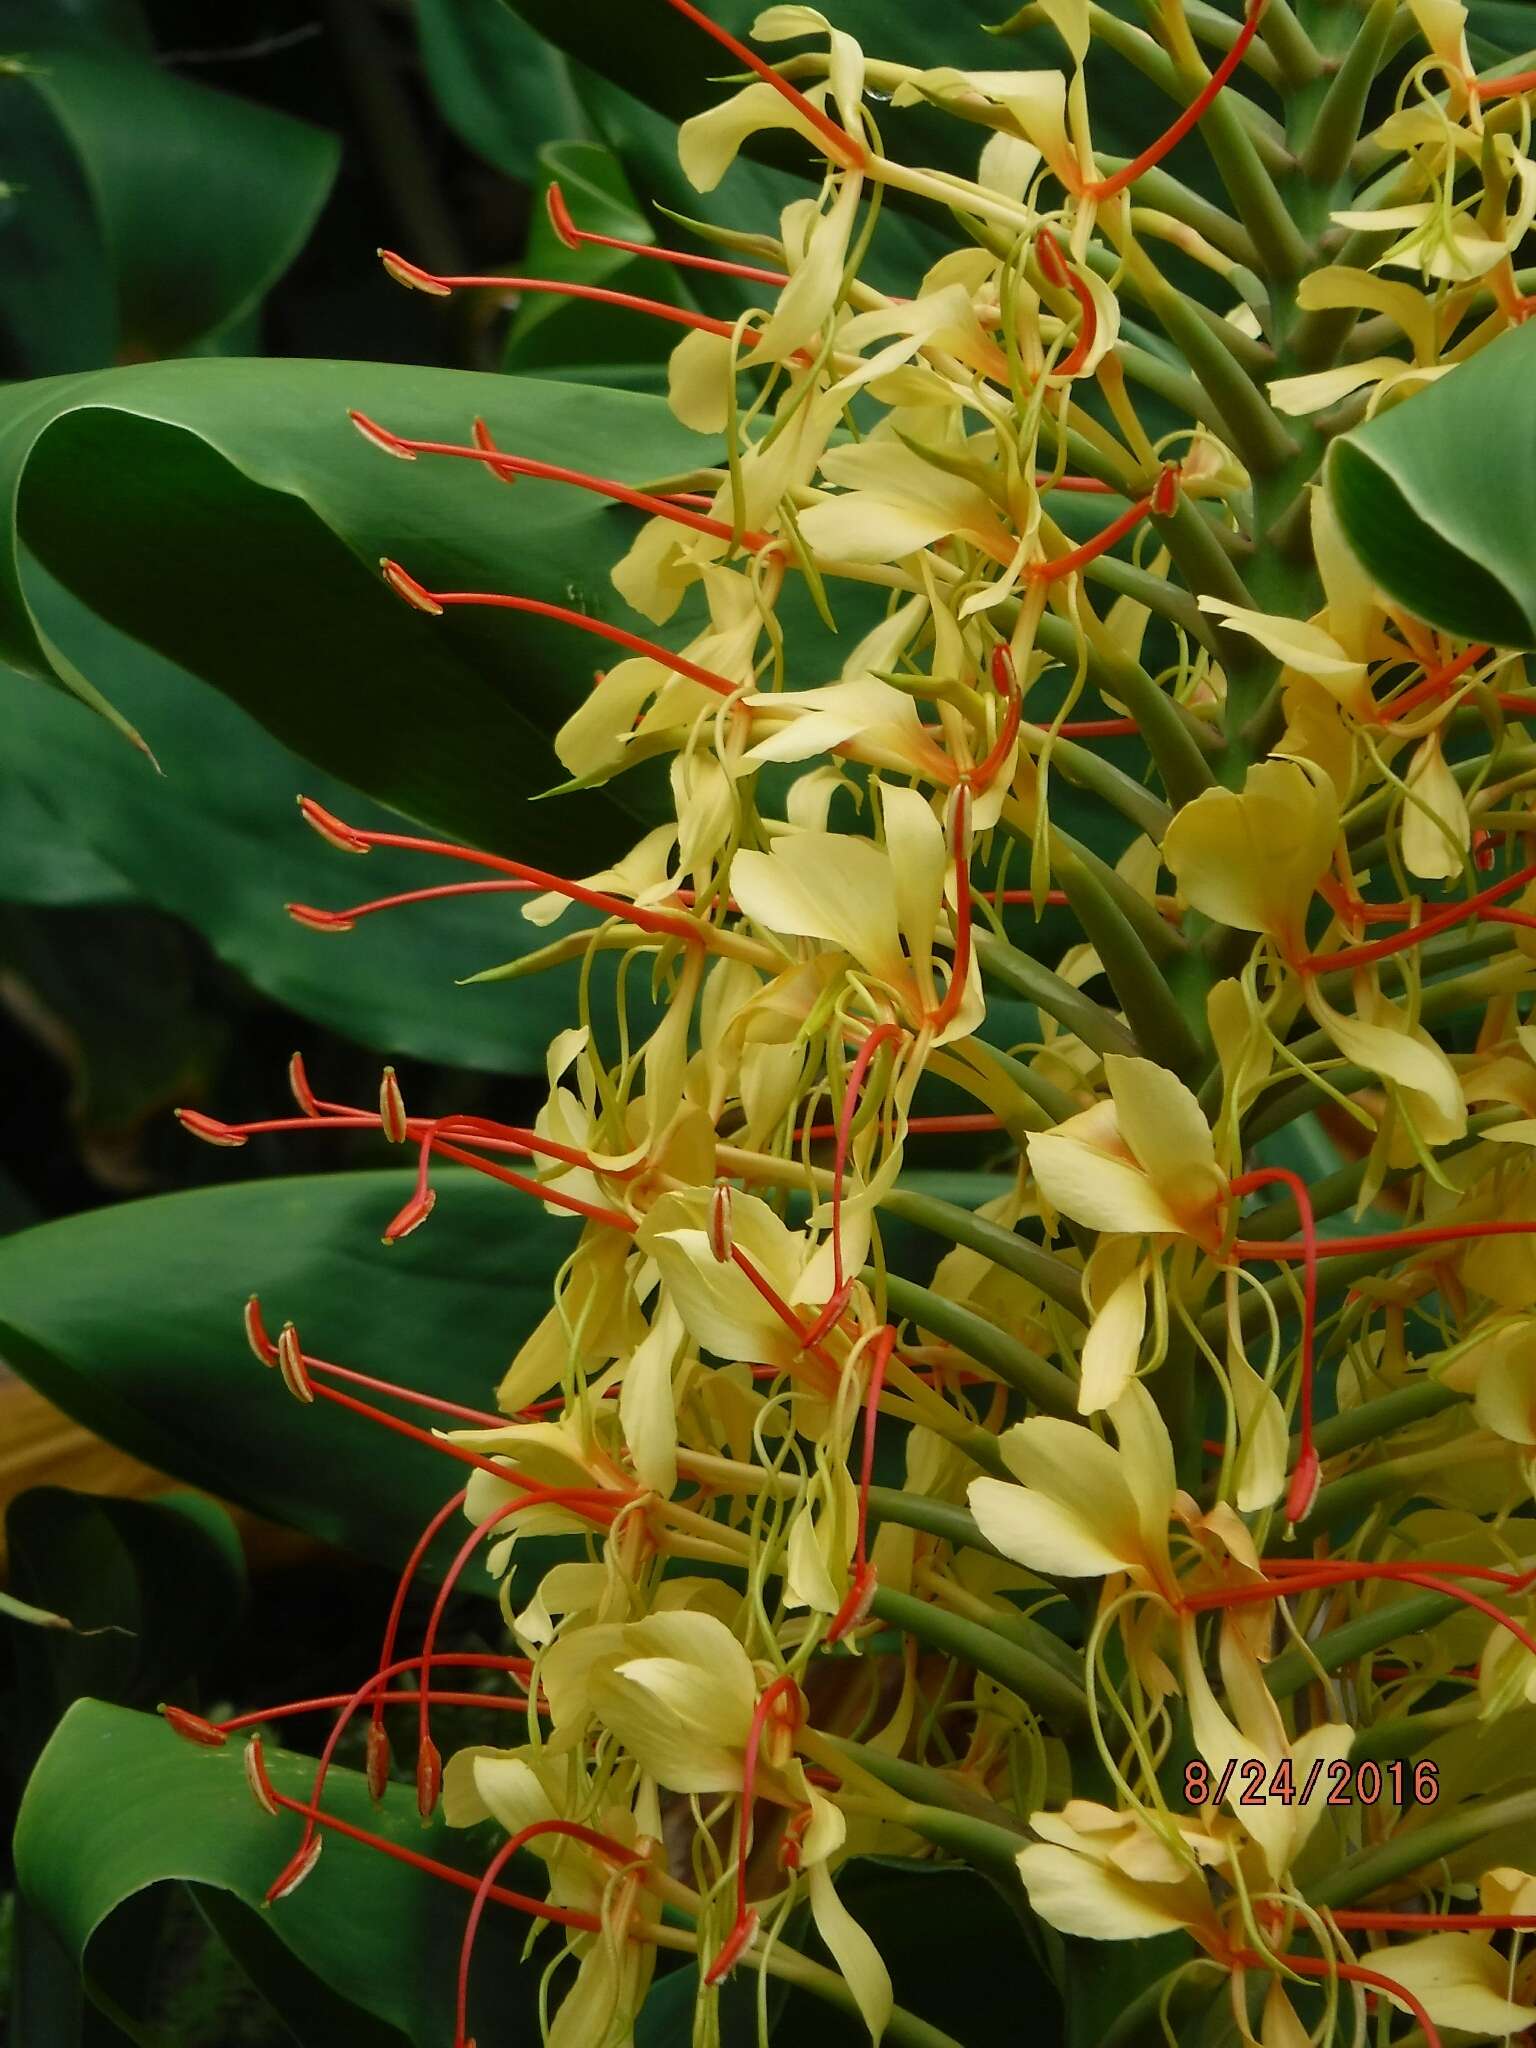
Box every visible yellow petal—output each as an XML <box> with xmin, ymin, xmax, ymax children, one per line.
<box><xmin>1374</xmin><ymin>1932</ymin><xmax>1536</xmax><ymax>2035</ymax></box>
<box><xmin>807</xmin><ymin>1862</ymin><xmax>894</xmax><ymax>2043</ymax></box>
<box><xmin>1401</xmin><ymin>731</ymin><xmax>1469</xmax><ymax>881</ymax></box>
<box><xmin>1015</xmin><ymin>1843</ymin><xmax>1197</xmax><ymax>1939</ymax></box>
<box><xmin>1078</xmin><ymin>1243</ymin><xmax>1146</xmax><ymax>1414</ymax></box>
<box><xmin>1163</xmin><ymin>759</ymin><xmax>1338</xmax><ymax>952</ymax></box>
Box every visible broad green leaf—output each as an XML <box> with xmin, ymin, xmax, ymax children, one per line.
<box><xmin>15</xmin><ymin>1699</ymin><xmax>547</xmax><ymax>2048</ymax></box>
<box><xmin>416</xmin><ymin>0</ymin><xmax>589</xmax><ymax>179</ymax></box>
<box><xmin>0</xmin><ymin>760</ymin><xmax>136</xmax><ymax>906</ymax></box>
<box><xmin>0</xmin><ymin>48</ymin><xmax>336</xmax><ymax>368</ymax></box>
<box><xmin>504</xmin><ymin>138</ymin><xmax>687</xmax><ymax>383</ymax></box>
<box><xmin>0</xmin><ymin>903</ymin><xmax>222</xmax><ymax>1143</ymax></box>
<box><xmin>0</xmin><ymin>1170</ymin><xmax>567</xmax><ymax>1579</ymax></box>
<box><xmin>0</xmin><ymin>359</ymin><xmax>705</xmax><ymax>855</ymax></box>
<box><xmin>1327</xmin><ymin>323</ymin><xmax>1536</xmax><ymax>648</ymax></box>
<box><xmin>0</xmin><ymin>572</ymin><xmax>604</xmax><ymax>1074</ymax></box>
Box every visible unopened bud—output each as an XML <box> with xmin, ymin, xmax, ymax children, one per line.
<box><xmin>245</xmin><ymin>1295</ymin><xmax>279</xmax><ymax>1366</ymax></box>
<box><xmin>175</xmin><ymin>1108</ymin><xmax>247</xmax><ymax>1148</ymax></box>
<box><xmin>708</xmin><ymin>1182</ymin><xmax>734</xmax><ymax>1263</ymax></box>
<box><xmin>276</xmin><ymin>1323</ymin><xmax>315</xmax><ymax>1404</ymax></box>
<box><xmin>379</xmin><ymin>1067</ymin><xmax>409</xmax><ymax>1144</ymax></box>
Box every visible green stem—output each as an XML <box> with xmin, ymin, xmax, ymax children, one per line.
<box><xmin>1265</xmin><ymin>1589</ymin><xmax>1461</xmax><ymax>1701</ymax></box>
<box><xmin>973</xmin><ymin>932</ymin><xmax>1140</xmax><ymax>1058</ymax></box>
<box><xmin>864</xmin><ymin>1486</ymin><xmax>1008</xmax><ymax>1562</ymax></box>
<box><xmin>1298</xmin><ymin>0</ymin><xmax>1397</xmax><ymax>189</ymax></box>
<box><xmin>869</xmin><ymin>1586</ymin><xmax>1089</xmax><ymax>1726</ymax></box>
<box><xmin>1054</xmin><ymin>845</ymin><xmax>1205</xmax><ymax>1078</ymax></box>
<box><xmin>876</xmin><ymin>1270</ymin><xmax>1079</xmax><ymax>1418</ymax></box>
<box><xmin>1310</xmin><ymin>1382</ymin><xmax>1464</xmax><ymax>1461</ymax></box>
<box><xmin>1307</xmin><ymin>1788</ymin><xmax>1536</xmax><ymax>1908</ymax></box>
<box><xmin>878</xmin><ymin>1187</ymin><xmax>1086</xmax><ymax>1319</ymax></box>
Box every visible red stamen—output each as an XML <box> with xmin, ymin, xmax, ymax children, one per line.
<box><xmin>546</xmin><ymin>180</ymin><xmax>789</xmax><ymax>286</ymax></box>
<box><xmin>1473</xmin><ymin>66</ymin><xmax>1536</xmax><ymax>99</ymax></box>
<box><xmin>276</xmin><ymin>1322</ymin><xmax>315</xmax><ymax>1404</ymax></box>
<box><xmin>1229</xmin><ymin>1168</ymin><xmax>1317</xmax><ymax>1524</ymax></box>
<box><xmin>966</xmin><ymin>671</ymin><xmax>1022</xmax><ymax>794</ymax></box>
<box><xmin>384</xmin><ymin>1121</ymin><xmax>440</xmax><ymax>1242</ymax></box>
<box><xmin>299</xmin><ymin>793</ymin><xmax>713</xmax><ymax>944</ymax></box>
<box><xmin>245</xmin><ymin>1294</ymin><xmax>279</xmax><ymax>1366</ymax></box>
<box><xmin>728</xmin><ymin>1244</ymin><xmax>842</xmax><ymax>1394</ymax></box>
<box><xmin>351</xmin><ymin>413</ymin><xmax>774</xmax><ymax>551</ymax></box>
<box><xmin>262</xmin><ymin>1327</ymin><xmax>505</xmax><ymax>1429</ymax></box>
<box><xmin>1056</xmin><ymin>718</ymin><xmax>1141</xmax><ymax>737</ymax></box>
<box><xmin>1029</xmin><ymin>485</ymin><xmax>1172</xmax><ymax>584</ymax></box>
<box><xmin>829</xmin><ymin>1022</ymin><xmax>906</xmax><ymax>1294</ymax></box>
<box><xmin>174</xmin><ymin>1107</ymin><xmax>248</xmax><ymax>1147</ymax></box>
<box><xmin>370</xmin><ymin>1487</ymin><xmax>470</xmax><ymax>1799</ymax></box>
<box><xmin>160</xmin><ymin>1704</ymin><xmax>228</xmax><ymax>1747</ymax></box>
<box><xmin>1085</xmin><ymin>0</ymin><xmax>1269</xmax><ymax>200</ymax></box>
<box><xmin>827</xmin><ymin>1324</ymin><xmax>895</xmax><ymax>1645</ymax></box>
<box><xmin>1187</xmin><ymin>1563</ymin><xmax>1536</xmax><ymax>1666</ymax></box>
<box><xmin>799</xmin><ymin>1111</ymin><xmax>1005</xmax><ymax>1139</ymax></box>
<box><xmin>707</xmin><ymin>1672</ymin><xmax>803</xmax><ymax>1984</ymax></box>
<box><xmin>1333</xmin><ymin>1910</ymin><xmax>1536</xmax><ymax>1930</ymax></box>
<box><xmin>1033</xmin><ymin>474</ymin><xmax>1119</xmax><ymax>494</ymax></box>
<box><xmin>1231</xmin><ymin>1947</ymin><xmax>1440</xmax><ymax>2048</ymax></box>
<box><xmin>415</xmin><ymin>1488</ymin><xmax>633</xmax><ymax>1818</ymax></box>
<box><xmin>379</xmin><ymin>561</ymin><xmax>741</xmax><ymax>703</ymax></box>
<box><xmin>378</xmin><ymin>250</ymin><xmax>752</xmax><ymax>338</ymax></box>
<box><xmin>1235</xmin><ymin>1220</ymin><xmax>1536</xmax><ymax>1262</ymax></box>
<box><xmin>660</xmin><ymin>0</ymin><xmax>866</xmax><ymax>170</ymax></box>
<box><xmin>215</xmin><ymin>1688</ymin><xmax>533</xmax><ymax>1732</ymax></box>
<box><xmin>291</xmin><ymin>880</ymin><xmax>535</xmax><ymax>927</ymax></box>
<box><xmin>927</xmin><ymin>787</ymin><xmax>974</xmax><ymax>1033</ymax></box>
<box><xmin>1301</xmin><ymin>859</ymin><xmax>1536</xmax><ymax>971</ymax></box>
<box><xmin>1376</xmin><ymin>643</ymin><xmax>1488</xmax><ymax>722</ymax></box>
<box><xmin>244</xmin><ymin>1734</ymin><xmax>601</xmax><ymax>1932</ymax></box>
<box><xmin>1036</xmin><ymin>229</ymin><xmax>1098</xmax><ymax>376</ymax></box>
<box><xmin>456</xmin><ymin>1819</ymin><xmax>645</xmax><ymax>2047</ymax></box>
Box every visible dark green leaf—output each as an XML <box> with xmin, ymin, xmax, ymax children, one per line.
<box><xmin>0</xmin><ymin>50</ymin><xmax>336</xmax><ymax>370</ymax></box>
<box><xmin>0</xmin><ymin>1170</ymin><xmax>567</xmax><ymax>1579</ymax></box>
<box><xmin>416</xmin><ymin>0</ymin><xmax>588</xmax><ymax>179</ymax></box>
<box><xmin>15</xmin><ymin>1699</ymin><xmax>548</xmax><ymax>2048</ymax></box>
<box><xmin>0</xmin><ymin>571</ymin><xmax>607</xmax><ymax>1074</ymax></box>
<box><xmin>0</xmin><ymin>359</ymin><xmax>706</xmax><ymax>853</ymax></box>
<box><xmin>1327</xmin><ymin>322</ymin><xmax>1536</xmax><ymax>648</ymax></box>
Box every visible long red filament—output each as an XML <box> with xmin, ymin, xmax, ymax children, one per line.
<box><xmin>380</xmin><ymin>562</ymin><xmax>740</xmax><ymax>703</ymax></box>
<box><xmin>1036</xmin><ymin>229</ymin><xmax>1098</xmax><ymax>376</ymax></box>
<box><xmin>1229</xmin><ymin>1948</ymin><xmax>1440</xmax><ymax>2048</ymax></box>
<box><xmin>1376</xmin><ymin>642</ymin><xmax>1489</xmax><ymax>721</ymax></box>
<box><xmin>727</xmin><ymin>1244</ymin><xmax>843</xmax><ymax>1394</ymax></box>
<box><xmin>1302</xmin><ymin>859</ymin><xmax>1536</xmax><ymax>972</ymax></box>
<box><xmin>827</xmin><ymin>1324</ymin><xmax>896</xmax><ymax>1645</ymax></box>
<box><xmin>351</xmin><ymin>414</ymin><xmax>773</xmax><ymax>551</ymax></box>
<box><xmin>707</xmin><ymin>1672</ymin><xmax>802</xmax><ymax>1984</ymax></box>
<box><xmin>927</xmin><ymin>788</ymin><xmax>974</xmax><ymax>1033</ymax></box>
<box><xmin>456</xmin><ymin>1818</ymin><xmax>646</xmax><ymax>2047</ymax></box>
<box><xmin>370</xmin><ymin>1487</ymin><xmax>471</xmax><ymax>1797</ymax></box>
<box><xmin>1085</xmin><ymin>0</ymin><xmax>1269</xmax><ymax>200</ymax></box>
<box><xmin>660</xmin><ymin>0</ymin><xmax>866</xmax><ymax>169</ymax></box>
<box><xmin>380</xmin><ymin>250</ymin><xmax>748</xmax><ymax>338</ymax></box>
<box><xmin>1235</xmin><ymin>1219</ymin><xmax>1536</xmax><ymax>1261</ymax></box>
<box><xmin>244</xmin><ymin>1736</ymin><xmax>601</xmax><ymax>1932</ymax></box>
<box><xmin>1228</xmin><ymin>1168</ymin><xmax>1318</xmax><ymax>1523</ymax></box>
<box><xmin>415</xmin><ymin>1487</ymin><xmax>634</xmax><ymax>1818</ymax></box>
<box><xmin>546</xmin><ymin>180</ymin><xmax>788</xmax><ymax>287</ymax></box>
<box><xmin>829</xmin><ymin>1022</ymin><xmax>905</xmax><ymax>1294</ymax></box>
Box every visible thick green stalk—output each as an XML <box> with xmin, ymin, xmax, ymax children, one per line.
<box><xmin>1310</xmin><ymin>1382</ymin><xmax>1463</xmax><ymax>1461</ymax></box>
<box><xmin>870</xmin><ymin>1586</ymin><xmax>1089</xmax><ymax>1727</ymax></box>
<box><xmin>876</xmin><ymin>1270</ymin><xmax>1079</xmax><ymax>1418</ymax></box>
<box><xmin>1054</xmin><ymin>827</ymin><xmax>1189</xmax><ymax>965</ymax></box>
<box><xmin>973</xmin><ymin>932</ymin><xmax>1140</xmax><ymax>1057</ymax></box>
<box><xmin>878</xmin><ymin>1186</ymin><xmax>1087</xmax><ymax>1319</ymax></box>
<box><xmin>864</xmin><ymin>1486</ymin><xmax>1008</xmax><ymax>1562</ymax></box>
<box><xmin>1265</xmin><ymin>1589</ymin><xmax>1460</xmax><ymax>1701</ymax></box>
<box><xmin>1054</xmin><ymin>845</ymin><xmax>1205</xmax><ymax>1077</ymax></box>
<box><xmin>1307</xmin><ymin>1788</ymin><xmax>1536</xmax><ymax>1909</ymax></box>
<box><xmin>1033</xmin><ymin>618</ymin><xmax>1219</xmax><ymax>808</ymax></box>
<box><xmin>1298</xmin><ymin>0</ymin><xmax>1397</xmax><ymax>188</ymax></box>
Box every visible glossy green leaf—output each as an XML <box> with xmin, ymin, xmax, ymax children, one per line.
<box><xmin>0</xmin><ymin>48</ymin><xmax>336</xmax><ymax>369</ymax></box>
<box><xmin>0</xmin><ymin>1170</ymin><xmax>569</xmax><ymax>1580</ymax></box>
<box><xmin>1327</xmin><ymin>322</ymin><xmax>1536</xmax><ymax>648</ymax></box>
<box><xmin>0</xmin><ymin>358</ymin><xmax>706</xmax><ymax>854</ymax></box>
<box><xmin>15</xmin><ymin>1700</ymin><xmax>546</xmax><ymax>2048</ymax></box>
<box><xmin>416</xmin><ymin>0</ymin><xmax>588</xmax><ymax>180</ymax></box>
<box><xmin>503</xmin><ymin>138</ymin><xmax>686</xmax><ymax>385</ymax></box>
<box><xmin>0</xmin><ymin>571</ymin><xmax>602</xmax><ymax>1073</ymax></box>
